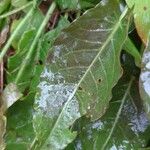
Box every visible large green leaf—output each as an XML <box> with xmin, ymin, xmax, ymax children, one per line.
<box><xmin>66</xmin><ymin>75</ymin><xmax>150</xmax><ymax>150</ymax></box>
<box><xmin>139</xmin><ymin>41</ymin><xmax>150</xmax><ymax>119</ymax></box>
<box><xmin>32</xmin><ymin>0</ymin><xmax>131</xmax><ymax>149</ymax></box>
<box><xmin>125</xmin><ymin>0</ymin><xmax>150</xmax><ymax>44</ymax></box>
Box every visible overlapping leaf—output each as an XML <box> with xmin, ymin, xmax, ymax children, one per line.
<box><xmin>140</xmin><ymin>40</ymin><xmax>150</xmax><ymax>119</ymax></box>
<box><xmin>123</xmin><ymin>37</ymin><xmax>141</xmax><ymax>67</ymax></box>
<box><xmin>66</xmin><ymin>75</ymin><xmax>150</xmax><ymax>150</ymax></box>
<box><xmin>126</xmin><ymin>0</ymin><xmax>150</xmax><ymax>44</ymax></box>
<box><xmin>32</xmin><ymin>0</ymin><xmax>131</xmax><ymax>149</ymax></box>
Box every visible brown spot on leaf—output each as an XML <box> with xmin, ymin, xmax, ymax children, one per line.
<box><xmin>98</xmin><ymin>78</ymin><xmax>102</xmax><ymax>83</ymax></box>
<box><xmin>78</xmin><ymin>86</ymin><xmax>83</xmax><ymax>91</ymax></box>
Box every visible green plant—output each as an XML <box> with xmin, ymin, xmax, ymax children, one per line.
<box><xmin>0</xmin><ymin>0</ymin><xmax>150</xmax><ymax>149</ymax></box>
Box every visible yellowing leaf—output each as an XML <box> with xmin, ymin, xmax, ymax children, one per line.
<box><xmin>126</xmin><ymin>0</ymin><xmax>150</xmax><ymax>44</ymax></box>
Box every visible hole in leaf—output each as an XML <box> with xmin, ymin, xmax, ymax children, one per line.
<box><xmin>143</xmin><ymin>6</ymin><xmax>147</xmax><ymax>11</ymax></box>
<box><xmin>98</xmin><ymin>78</ymin><xmax>102</xmax><ymax>83</ymax></box>
<box><xmin>38</xmin><ymin>60</ymin><xmax>43</xmax><ymax>65</ymax></box>
<box><xmin>78</xmin><ymin>86</ymin><xmax>83</xmax><ymax>91</ymax></box>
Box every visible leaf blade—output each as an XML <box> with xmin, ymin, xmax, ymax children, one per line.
<box><xmin>33</xmin><ymin>1</ymin><xmax>131</xmax><ymax>149</ymax></box>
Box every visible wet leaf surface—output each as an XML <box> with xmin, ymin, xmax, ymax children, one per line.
<box><xmin>66</xmin><ymin>75</ymin><xmax>150</xmax><ymax>150</ymax></box>
<box><xmin>32</xmin><ymin>0</ymin><xmax>131</xmax><ymax>149</ymax></box>
<box><xmin>7</xmin><ymin>9</ymin><xmax>44</xmax><ymax>92</ymax></box>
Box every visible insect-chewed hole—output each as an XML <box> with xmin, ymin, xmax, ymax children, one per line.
<box><xmin>98</xmin><ymin>78</ymin><xmax>102</xmax><ymax>83</ymax></box>
<box><xmin>78</xmin><ymin>86</ymin><xmax>83</xmax><ymax>91</ymax></box>
<box><xmin>143</xmin><ymin>6</ymin><xmax>147</xmax><ymax>11</ymax></box>
<box><xmin>38</xmin><ymin>60</ymin><xmax>43</xmax><ymax>65</ymax></box>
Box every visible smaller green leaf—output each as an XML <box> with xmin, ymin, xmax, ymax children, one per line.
<box><xmin>123</xmin><ymin>37</ymin><xmax>141</xmax><ymax>67</ymax></box>
<box><xmin>5</xmin><ymin>16</ymin><xmax>70</xmax><ymax>150</ymax></box>
<box><xmin>10</xmin><ymin>9</ymin><xmax>44</xmax><ymax>49</ymax></box>
<box><xmin>5</xmin><ymin>93</ymin><xmax>35</xmax><ymax>150</ymax></box>
<box><xmin>55</xmin><ymin>0</ymin><xmax>80</xmax><ymax>10</ymax></box>
<box><xmin>0</xmin><ymin>0</ymin><xmax>10</xmax><ymax>14</ymax></box>
<box><xmin>7</xmin><ymin>29</ymin><xmax>36</xmax><ymax>92</ymax></box>
<box><xmin>139</xmin><ymin>39</ymin><xmax>150</xmax><ymax>119</ymax></box>
<box><xmin>11</xmin><ymin>0</ymin><xmax>28</xmax><ymax>8</ymax></box>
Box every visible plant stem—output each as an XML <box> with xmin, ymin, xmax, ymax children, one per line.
<box><xmin>0</xmin><ymin>1</ymin><xmax>33</xmax><ymax>19</ymax></box>
<box><xmin>0</xmin><ymin>8</ymin><xmax>34</xmax><ymax>63</ymax></box>
<box><xmin>15</xmin><ymin>1</ymin><xmax>56</xmax><ymax>84</ymax></box>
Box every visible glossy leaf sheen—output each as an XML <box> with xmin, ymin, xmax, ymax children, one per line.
<box><xmin>140</xmin><ymin>41</ymin><xmax>150</xmax><ymax>119</ymax></box>
<box><xmin>33</xmin><ymin>0</ymin><xmax>131</xmax><ymax>149</ymax></box>
<box><xmin>66</xmin><ymin>76</ymin><xmax>150</xmax><ymax>150</ymax></box>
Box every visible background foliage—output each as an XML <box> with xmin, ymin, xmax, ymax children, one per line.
<box><xmin>0</xmin><ymin>0</ymin><xmax>150</xmax><ymax>149</ymax></box>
